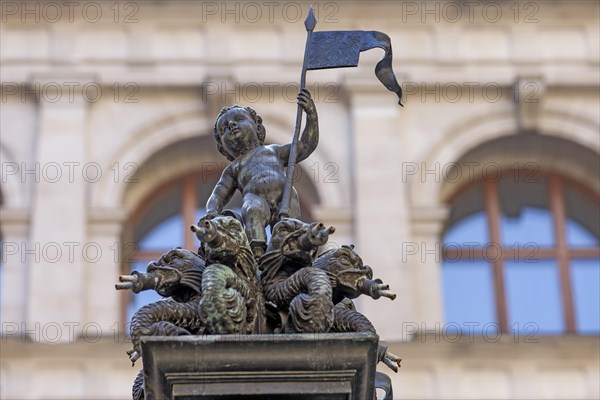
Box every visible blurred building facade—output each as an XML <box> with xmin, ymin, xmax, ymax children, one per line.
<box><xmin>1</xmin><ymin>1</ymin><xmax>599</xmax><ymax>399</ymax></box>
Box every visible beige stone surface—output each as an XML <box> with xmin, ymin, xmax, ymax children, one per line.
<box><xmin>0</xmin><ymin>1</ymin><xmax>598</xmax><ymax>398</ymax></box>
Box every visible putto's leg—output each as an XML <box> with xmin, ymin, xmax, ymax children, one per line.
<box><xmin>242</xmin><ymin>193</ymin><xmax>270</xmax><ymax>258</ymax></box>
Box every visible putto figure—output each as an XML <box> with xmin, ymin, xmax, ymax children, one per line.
<box><xmin>203</xmin><ymin>89</ymin><xmax>318</xmax><ymax>258</ymax></box>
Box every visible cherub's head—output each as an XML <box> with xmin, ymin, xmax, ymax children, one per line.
<box><xmin>213</xmin><ymin>105</ymin><xmax>266</xmax><ymax>161</ymax></box>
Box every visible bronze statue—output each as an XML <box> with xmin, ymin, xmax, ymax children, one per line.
<box><xmin>115</xmin><ymin>6</ymin><xmax>405</xmax><ymax>399</ymax></box>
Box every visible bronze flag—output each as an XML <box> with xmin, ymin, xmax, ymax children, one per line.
<box><xmin>306</xmin><ymin>30</ymin><xmax>403</xmax><ymax>106</ymax></box>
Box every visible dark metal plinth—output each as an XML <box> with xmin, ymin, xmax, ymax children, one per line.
<box><xmin>140</xmin><ymin>332</ymin><xmax>379</xmax><ymax>400</ymax></box>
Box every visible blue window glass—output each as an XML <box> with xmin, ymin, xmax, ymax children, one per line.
<box><xmin>442</xmin><ymin>184</ymin><xmax>493</xmax><ymax>335</ymax></box>
<box><xmin>128</xmin><ymin>183</ymin><xmax>185</xmax><ymax>332</ymax></box>
<box><xmin>565</xmin><ymin>183</ymin><xmax>600</xmax><ymax>248</ymax></box>
<box><xmin>442</xmin><ymin>260</ymin><xmax>496</xmax><ymax>333</ymax></box>
<box><xmin>566</xmin><ymin>221</ymin><xmax>599</xmax><ymax>248</ymax></box>
<box><xmin>571</xmin><ymin>259</ymin><xmax>600</xmax><ymax>333</ymax></box>
<box><xmin>444</xmin><ymin>212</ymin><xmax>488</xmax><ymax>245</ymax></box>
<box><xmin>505</xmin><ymin>260</ymin><xmax>564</xmax><ymax>334</ymax></box>
<box><xmin>443</xmin><ymin>184</ymin><xmax>488</xmax><ymax>244</ymax></box>
<box><xmin>135</xmin><ymin>185</ymin><xmax>183</xmax><ymax>251</ymax></box>
<box><xmin>0</xmin><ymin>238</ymin><xmax>3</xmax><ymax>329</ymax></box>
<box><xmin>498</xmin><ymin>177</ymin><xmax>554</xmax><ymax>247</ymax></box>
<box><xmin>501</xmin><ymin>207</ymin><xmax>554</xmax><ymax>246</ymax></box>
<box><xmin>139</xmin><ymin>214</ymin><xmax>183</xmax><ymax>250</ymax></box>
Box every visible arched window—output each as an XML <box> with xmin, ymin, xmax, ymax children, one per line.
<box><xmin>442</xmin><ymin>171</ymin><xmax>599</xmax><ymax>335</ymax></box>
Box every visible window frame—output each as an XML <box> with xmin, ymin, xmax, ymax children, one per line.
<box><xmin>442</xmin><ymin>169</ymin><xmax>600</xmax><ymax>333</ymax></box>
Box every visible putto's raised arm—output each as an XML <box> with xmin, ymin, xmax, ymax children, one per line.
<box><xmin>278</xmin><ymin>89</ymin><xmax>319</xmax><ymax>165</ymax></box>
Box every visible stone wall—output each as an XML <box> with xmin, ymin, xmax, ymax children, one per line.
<box><xmin>1</xmin><ymin>1</ymin><xmax>598</xmax><ymax>398</ymax></box>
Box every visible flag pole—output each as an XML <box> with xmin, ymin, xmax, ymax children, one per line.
<box><xmin>278</xmin><ymin>6</ymin><xmax>317</xmax><ymax>220</ymax></box>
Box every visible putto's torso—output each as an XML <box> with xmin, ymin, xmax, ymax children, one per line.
<box><xmin>232</xmin><ymin>145</ymin><xmax>286</xmax><ymax>202</ymax></box>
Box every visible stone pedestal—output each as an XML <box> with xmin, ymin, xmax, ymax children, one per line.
<box><xmin>140</xmin><ymin>333</ymin><xmax>379</xmax><ymax>400</ymax></box>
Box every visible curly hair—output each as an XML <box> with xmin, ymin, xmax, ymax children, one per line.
<box><xmin>213</xmin><ymin>105</ymin><xmax>267</xmax><ymax>161</ymax></box>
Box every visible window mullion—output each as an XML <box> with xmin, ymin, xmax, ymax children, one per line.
<box><xmin>484</xmin><ymin>180</ymin><xmax>508</xmax><ymax>333</ymax></box>
<box><xmin>183</xmin><ymin>176</ymin><xmax>196</xmax><ymax>251</ymax></box>
<box><xmin>549</xmin><ymin>175</ymin><xmax>576</xmax><ymax>332</ymax></box>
